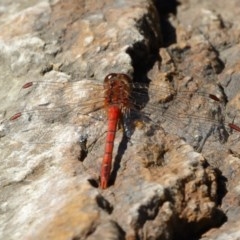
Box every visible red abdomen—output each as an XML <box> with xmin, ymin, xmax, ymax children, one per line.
<box><xmin>100</xmin><ymin>106</ymin><xmax>121</xmax><ymax>189</ymax></box>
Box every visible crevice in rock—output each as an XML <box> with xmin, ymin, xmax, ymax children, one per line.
<box><xmin>126</xmin><ymin>9</ymin><xmax>161</xmax><ymax>81</ymax></box>
<box><xmin>154</xmin><ymin>0</ymin><xmax>180</xmax><ymax>47</ymax></box>
<box><xmin>125</xmin><ymin>0</ymin><xmax>179</xmax><ymax>80</ymax></box>
<box><xmin>214</xmin><ymin>168</ymin><xmax>228</xmax><ymax>206</ymax></box>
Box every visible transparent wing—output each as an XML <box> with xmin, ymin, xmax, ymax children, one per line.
<box><xmin>131</xmin><ymin>82</ymin><xmax>239</xmax><ymax>150</ymax></box>
<box><xmin>1</xmin><ymin>106</ymin><xmax>107</xmax><ymax>145</ymax></box>
<box><xmin>1</xmin><ymin>79</ymin><xmax>106</xmax><ymax>144</ymax></box>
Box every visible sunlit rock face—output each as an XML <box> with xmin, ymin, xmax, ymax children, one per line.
<box><xmin>0</xmin><ymin>0</ymin><xmax>240</xmax><ymax>240</ymax></box>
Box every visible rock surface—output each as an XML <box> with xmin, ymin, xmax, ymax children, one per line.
<box><xmin>0</xmin><ymin>0</ymin><xmax>240</xmax><ymax>239</ymax></box>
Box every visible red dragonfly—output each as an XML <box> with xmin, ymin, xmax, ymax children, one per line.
<box><xmin>2</xmin><ymin>73</ymin><xmax>240</xmax><ymax>189</ymax></box>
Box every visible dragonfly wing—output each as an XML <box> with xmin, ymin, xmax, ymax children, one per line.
<box><xmin>2</xmin><ymin>76</ymin><xmax>106</xmax><ymax>145</ymax></box>
<box><xmin>140</xmin><ymin>90</ymin><xmax>231</xmax><ymax>150</ymax></box>
<box><xmin>1</xmin><ymin>103</ymin><xmax>106</xmax><ymax>145</ymax></box>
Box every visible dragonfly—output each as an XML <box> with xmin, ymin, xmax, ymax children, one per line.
<box><xmin>1</xmin><ymin>72</ymin><xmax>240</xmax><ymax>189</ymax></box>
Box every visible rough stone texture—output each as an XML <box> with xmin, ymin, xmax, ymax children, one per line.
<box><xmin>0</xmin><ymin>0</ymin><xmax>240</xmax><ymax>240</ymax></box>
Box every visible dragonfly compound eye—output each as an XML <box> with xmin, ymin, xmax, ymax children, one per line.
<box><xmin>105</xmin><ymin>73</ymin><xmax>117</xmax><ymax>80</ymax></box>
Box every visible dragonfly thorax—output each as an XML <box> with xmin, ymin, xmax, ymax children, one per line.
<box><xmin>103</xmin><ymin>73</ymin><xmax>132</xmax><ymax>111</ymax></box>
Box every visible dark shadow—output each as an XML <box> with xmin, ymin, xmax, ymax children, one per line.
<box><xmin>154</xmin><ymin>0</ymin><xmax>180</xmax><ymax>47</ymax></box>
<box><xmin>109</xmin><ymin>134</ymin><xmax>129</xmax><ymax>187</ymax></box>
<box><xmin>126</xmin><ymin>41</ymin><xmax>159</xmax><ymax>82</ymax></box>
<box><xmin>155</xmin><ymin>0</ymin><xmax>180</xmax><ymax>16</ymax></box>
<box><xmin>95</xmin><ymin>194</ymin><xmax>113</xmax><ymax>214</ymax></box>
<box><xmin>214</xmin><ymin>168</ymin><xmax>228</xmax><ymax>205</ymax></box>
<box><xmin>78</xmin><ymin>135</ymin><xmax>88</xmax><ymax>161</ymax></box>
<box><xmin>87</xmin><ymin>178</ymin><xmax>99</xmax><ymax>188</ymax></box>
<box><xmin>160</xmin><ymin>18</ymin><xmax>177</xmax><ymax>47</ymax></box>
